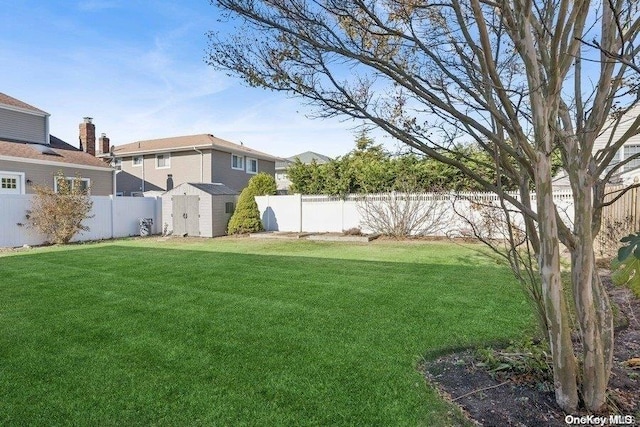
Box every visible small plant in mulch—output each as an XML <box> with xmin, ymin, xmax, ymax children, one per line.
<box><xmin>475</xmin><ymin>338</ymin><xmax>553</xmax><ymax>391</ymax></box>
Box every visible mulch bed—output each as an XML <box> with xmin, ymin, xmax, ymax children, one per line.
<box><xmin>422</xmin><ymin>273</ymin><xmax>640</xmax><ymax>426</ymax></box>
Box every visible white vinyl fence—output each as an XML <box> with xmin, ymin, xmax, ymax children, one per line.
<box><xmin>256</xmin><ymin>192</ymin><xmax>576</xmax><ymax>236</ymax></box>
<box><xmin>0</xmin><ymin>195</ymin><xmax>162</xmax><ymax>247</ymax></box>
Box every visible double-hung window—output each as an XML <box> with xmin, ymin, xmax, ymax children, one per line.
<box><xmin>246</xmin><ymin>158</ymin><xmax>258</xmax><ymax>174</ymax></box>
<box><xmin>156</xmin><ymin>153</ymin><xmax>170</xmax><ymax>169</ymax></box>
<box><xmin>232</xmin><ymin>154</ymin><xmax>244</xmax><ymax>170</ymax></box>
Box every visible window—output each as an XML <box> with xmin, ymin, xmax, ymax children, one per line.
<box><xmin>0</xmin><ymin>172</ymin><xmax>24</xmax><ymax>194</ymax></box>
<box><xmin>1</xmin><ymin>177</ymin><xmax>17</xmax><ymax>189</ymax></box>
<box><xmin>156</xmin><ymin>153</ymin><xmax>170</xmax><ymax>169</ymax></box>
<box><xmin>132</xmin><ymin>156</ymin><xmax>143</xmax><ymax>167</ymax></box>
<box><xmin>54</xmin><ymin>177</ymin><xmax>90</xmax><ymax>194</ymax></box>
<box><xmin>231</xmin><ymin>154</ymin><xmax>244</xmax><ymax>170</ymax></box>
<box><xmin>623</xmin><ymin>145</ymin><xmax>640</xmax><ymax>171</ymax></box>
<box><xmin>225</xmin><ymin>202</ymin><xmax>235</xmax><ymax>214</ymax></box>
<box><xmin>113</xmin><ymin>158</ymin><xmax>122</xmax><ymax>170</ymax></box>
<box><xmin>246</xmin><ymin>158</ymin><xmax>258</xmax><ymax>174</ymax></box>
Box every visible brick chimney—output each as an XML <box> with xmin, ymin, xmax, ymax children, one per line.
<box><xmin>98</xmin><ymin>133</ymin><xmax>110</xmax><ymax>155</ymax></box>
<box><xmin>79</xmin><ymin>117</ymin><xmax>96</xmax><ymax>156</ymax></box>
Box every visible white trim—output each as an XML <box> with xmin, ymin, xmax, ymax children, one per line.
<box><xmin>53</xmin><ymin>176</ymin><xmax>91</xmax><ymax>194</ymax></box>
<box><xmin>132</xmin><ymin>155</ymin><xmax>143</xmax><ymax>167</ymax></box>
<box><xmin>155</xmin><ymin>153</ymin><xmax>171</xmax><ymax>169</ymax></box>
<box><xmin>44</xmin><ymin>116</ymin><xmax>50</xmax><ymax>144</ymax></box>
<box><xmin>246</xmin><ymin>157</ymin><xmax>258</xmax><ymax>174</ymax></box>
<box><xmin>0</xmin><ymin>171</ymin><xmax>25</xmax><ymax>194</ymax></box>
<box><xmin>0</xmin><ymin>155</ymin><xmax>113</xmax><ymax>172</ymax></box>
<box><xmin>231</xmin><ymin>153</ymin><xmax>244</xmax><ymax>170</ymax></box>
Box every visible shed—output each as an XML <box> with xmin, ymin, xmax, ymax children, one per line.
<box><xmin>161</xmin><ymin>182</ymin><xmax>238</xmax><ymax>237</ymax></box>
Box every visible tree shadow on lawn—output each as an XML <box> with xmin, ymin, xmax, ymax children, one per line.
<box><xmin>1</xmin><ymin>244</ymin><xmax>536</xmax><ymax>425</ymax></box>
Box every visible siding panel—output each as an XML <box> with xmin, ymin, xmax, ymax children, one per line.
<box><xmin>0</xmin><ymin>109</ymin><xmax>47</xmax><ymax>144</ymax></box>
<box><xmin>0</xmin><ymin>160</ymin><xmax>113</xmax><ymax>195</ymax></box>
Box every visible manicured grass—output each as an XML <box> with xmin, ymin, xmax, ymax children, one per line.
<box><xmin>0</xmin><ymin>239</ymin><xmax>534</xmax><ymax>426</ymax></box>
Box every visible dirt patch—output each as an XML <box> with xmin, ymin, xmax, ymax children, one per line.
<box><xmin>423</xmin><ymin>273</ymin><xmax>640</xmax><ymax>426</ymax></box>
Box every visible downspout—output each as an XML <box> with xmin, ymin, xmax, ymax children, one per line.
<box><xmin>111</xmin><ymin>169</ymin><xmax>120</xmax><ymax>239</ymax></box>
<box><xmin>193</xmin><ymin>147</ymin><xmax>204</xmax><ymax>182</ymax></box>
<box><xmin>141</xmin><ymin>156</ymin><xmax>145</xmax><ymax>192</ymax></box>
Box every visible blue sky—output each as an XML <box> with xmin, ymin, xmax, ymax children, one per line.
<box><xmin>0</xmin><ymin>0</ymin><xmax>375</xmax><ymax>158</ymax></box>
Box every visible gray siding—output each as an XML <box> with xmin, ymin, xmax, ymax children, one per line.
<box><xmin>0</xmin><ymin>108</ymin><xmax>47</xmax><ymax>144</ymax></box>
<box><xmin>0</xmin><ymin>159</ymin><xmax>113</xmax><ymax>196</ymax></box>
<box><xmin>212</xmin><ymin>194</ymin><xmax>237</xmax><ymax>237</ymax></box>
<box><xmin>117</xmin><ymin>150</ymin><xmax>211</xmax><ymax>195</ymax></box>
<box><xmin>211</xmin><ymin>149</ymin><xmax>276</xmax><ymax>192</ymax></box>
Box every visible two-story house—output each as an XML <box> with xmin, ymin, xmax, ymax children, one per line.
<box><xmin>0</xmin><ymin>92</ymin><xmax>114</xmax><ymax>195</ymax></box>
<box><xmin>103</xmin><ymin>134</ymin><xmax>278</xmax><ymax>195</ymax></box>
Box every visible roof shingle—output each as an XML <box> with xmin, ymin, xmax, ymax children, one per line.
<box><xmin>0</xmin><ymin>92</ymin><xmax>48</xmax><ymax>115</ymax></box>
<box><xmin>0</xmin><ymin>136</ymin><xmax>112</xmax><ymax>169</ymax></box>
<box><xmin>110</xmin><ymin>134</ymin><xmax>279</xmax><ymax>161</ymax></box>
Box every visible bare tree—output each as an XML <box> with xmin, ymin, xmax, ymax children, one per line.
<box><xmin>357</xmin><ymin>191</ymin><xmax>450</xmax><ymax>237</ymax></box>
<box><xmin>207</xmin><ymin>0</ymin><xmax>640</xmax><ymax>411</ymax></box>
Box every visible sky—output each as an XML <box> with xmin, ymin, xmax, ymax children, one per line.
<box><xmin>0</xmin><ymin>0</ymin><xmax>380</xmax><ymax>158</ymax></box>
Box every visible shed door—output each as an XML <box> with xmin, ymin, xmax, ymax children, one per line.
<box><xmin>172</xmin><ymin>195</ymin><xmax>200</xmax><ymax>236</ymax></box>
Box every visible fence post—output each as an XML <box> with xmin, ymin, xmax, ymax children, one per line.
<box><xmin>110</xmin><ymin>195</ymin><xmax>115</xmax><ymax>239</ymax></box>
<box><xmin>298</xmin><ymin>193</ymin><xmax>303</xmax><ymax>232</ymax></box>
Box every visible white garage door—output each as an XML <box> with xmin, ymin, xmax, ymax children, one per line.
<box><xmin>0</xmin><ymin>172</ymin><xmax>23</xmax><ymax>194</ymax></box>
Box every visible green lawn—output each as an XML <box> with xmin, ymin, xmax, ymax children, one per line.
<box><xmin>0</xmin><ymin>238</ymin><xmax>534</xmax><ymax>426</ymax></box>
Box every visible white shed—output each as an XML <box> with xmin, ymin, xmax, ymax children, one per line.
<box><xmin>161</xmin><ymin>183</ymin><xmax>238</xmax><ymax>237</ymax></box>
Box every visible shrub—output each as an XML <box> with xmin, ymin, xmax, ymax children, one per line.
<box><xmin>26</xmin><ymin>172</ymin><xmax>93</xmax><ymax>244</ymax></box>
<box><xmin>227</xmin><ymin>173</ymin><xmax>276</xmax><ymax>235</ymax></box>
<box><xmin>227</xmin><ymin>188</ymin><xmax>264</xmax><ymax>234</ymax></box>
<box><xmin>248</xmin><ymin>172</ymin><xmax>277</xmax><ymax>196</ymax></box>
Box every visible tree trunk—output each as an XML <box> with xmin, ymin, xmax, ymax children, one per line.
<box><xmin>535</xmin><ymin>154</ymin><xmax>579</xmax><ymax>412</ymax></box>
<box><xmin>570</xmin><ymin>175</ymin><xmax>614</xmax><ymax>411</ymax></box>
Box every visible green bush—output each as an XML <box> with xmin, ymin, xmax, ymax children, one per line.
<box><xmin>248</xmin><ymin>172</ymin><xmax>277</xmax><ymax>196</ymax></box>
<box><xmin>227</xmin><ymin>173</ymin><xmax>275</xmax><ymax>234</ymax></box>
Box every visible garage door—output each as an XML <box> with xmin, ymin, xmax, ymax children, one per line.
<box><xmin>0</xmin><ymin>172</ymin><xmax>23</xmax><ymax>194</ymax></box>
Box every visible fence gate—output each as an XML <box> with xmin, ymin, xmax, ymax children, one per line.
<box><xmin>172</xmin><ymin>195</ymin><xmax>200</xmax><ymax>236</ymax></box>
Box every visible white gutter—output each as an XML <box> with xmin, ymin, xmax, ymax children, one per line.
<box><xmin>193</xmin><ymin>147</ymin><xmax>204</xmax><ymax>182</ymax></box>
<box><xmin>103</xmin><ymin>144</ymin><xmax>212</xmax><ymax>157</ymax></box>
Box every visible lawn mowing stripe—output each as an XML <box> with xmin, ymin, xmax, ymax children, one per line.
<box><xmin>0</xmin><ymin>240</ymin><xmax>532</xmax><ymax>426</ymax></box>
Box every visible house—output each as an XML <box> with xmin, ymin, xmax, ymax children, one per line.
<box><xmin>0</xmin><ymin>92</ymin><xmax>114</xmax><ymax>196</ymax></box>
<box><xmin>161</xmin><ymin>182</ymin><xmax>238</xmax><ymax>237</ymax></box>
<box><xmin>101</xmin><ymin>134</ymin><xmax>278</xmax><ymax>196</ymax></box>
<box><xmin>275</xmin><ymin>151</ymin><xmax>332</xmax><ymax>193</ymax></box>
<box><xmin>594</xmin><ymin>105</ymin><xmax>640</xmax><ymax>175</ymax></box>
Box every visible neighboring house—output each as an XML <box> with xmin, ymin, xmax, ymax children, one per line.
<box><xmin>0</xmin><ymin>92</ymin><xmax>114</xmax><ymax>196</ymax></box>
<box><xmin>275</xmin><ymin>151</ymin><xmax>332</xmax><ymax>193</ymax></box>
<box><xmin>594</xmin><ymin>105</ymin><xmax>640</xmax><ymax>175</ymax></box>
<box><xmin>101</xmin><ymin>134</ymin><xmax>278</xmax><ymax>195</ymax></box>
